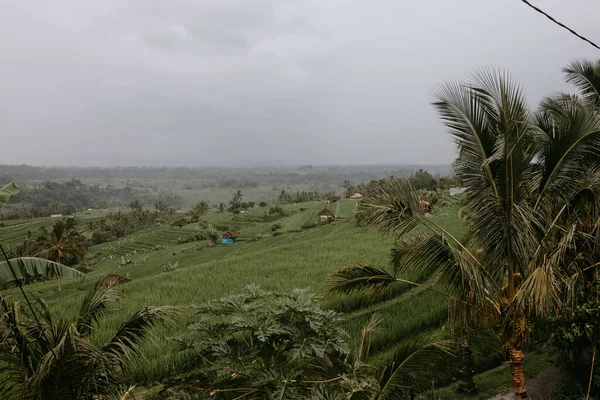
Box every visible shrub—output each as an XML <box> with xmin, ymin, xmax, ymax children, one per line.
<box><xmin>174</xmin><ymin>232</ymin><xmax>205</xmax><ymax>245</ymax></box>
<box><xmin>268</xmin><ymin>205</ymin><xmax>284</xmax><ymax>216</ymax></box>
<box><xmin>171</xmin><ymin>286</ymin><xmax>372</xmax><ymax>399</ymax></box>
<box><xmin>206</xmin><ymin>223</ymin><xmax>219</xmax><ymax>245</ymax></box>
<box><xmin>270</xmin><ymin>223</ymin><xmax>281</xmax><ymax>232</ymax></box>
<box><xmin>552</xmin><ymin>298</ymin><xmax>600</xmax><ymax>395</ymax></box>
<box><xmin>163</xmin><ymin>260</ymin><xmax>180</xmax><ymax>272</ymax></box>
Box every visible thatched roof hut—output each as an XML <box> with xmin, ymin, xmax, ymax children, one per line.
<box><xmin>170</xmin><ymin>220</ymin><xmax>186</xmax><ymax>228</ymax></box>
<box><xmin>349</xmin><ymin>193</ymin><xmax>363</xmax><ymax>199</ymax></box>
<box><xmin>100</xmin><ymin>274</ymin><xmax>131</xmax><ymax>287</ymax></box>
<box><xmin>222</xmin><ymin>230</ymin><xmax>239</xmax><ymax>239</ymax></box>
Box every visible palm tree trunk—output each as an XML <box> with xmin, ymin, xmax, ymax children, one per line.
<box><xmin>509</xmin><ymin>347</ymin><xmax>527</xmax><ymax>399</ymax></box>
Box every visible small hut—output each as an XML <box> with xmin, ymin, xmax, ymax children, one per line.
<box><xmin>349</xmin><ymin>193</ymin><xmax>363</xmax><ymax>199</ymax></box>
<box><xmin>327</xmin><ymin>196</ymin><xmax>341</xmax><ymax>203</ymax></box>
<box><xmin>100</xmin><ymin>274</ymin><xmax>131</xmax><ymax>287</ymax></box>
<box><xmin>170</xmin><ymin>220</ymin><xmax>186</xmax><ymax>228</ymax></box>
<box><xmin>222</xmin><ymin>231</ymin><xmax>239</xmax><ymax>241</ymax></box>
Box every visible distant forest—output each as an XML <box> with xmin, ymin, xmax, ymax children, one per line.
<box><xmin>0</xmin><ymin>164</ymin><xmax>452</xmax><ymax>188</ymax></box>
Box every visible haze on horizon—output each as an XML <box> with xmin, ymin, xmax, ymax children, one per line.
<box><xmin>2</xmin><ymin>0</ymin><xmax>599</xmax><ymax>167</ymax></box>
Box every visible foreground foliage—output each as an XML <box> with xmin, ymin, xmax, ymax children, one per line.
<box><xmin>170</xmin><ymin>286</ymin><xmax>451</xmax><ymax>399</ymax></box>
<box><xmin>0</xmin><ymin>279</ymin><xmax>177</xmax><ymax>399</ymax></box>
<box><xmin>328</xmin><ymin>62</ymin><xmax>600</xmax><ymax>398</ymax></box>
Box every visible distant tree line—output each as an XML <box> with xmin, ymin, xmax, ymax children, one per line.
<box><xmin>0</xmin><ymin>164</ymin><xmax>452</xmax><ymax>190</ymax></box>
<box><xmin>2</xmin><ymin>179</ymin><xmax>183</xmax><ymax>219</ymax></box>
<box><xmin>342</xmin><ymin>169</ymin><xmax>461</xmax><ymax>198</ymax></box>
<box><xmin>277</xmin><ymin>189</ymin><xmax>336</xmax><ymax>204</ymax></box>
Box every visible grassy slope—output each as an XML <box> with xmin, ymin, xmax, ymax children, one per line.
<box><xmin>0</xmin><ymin>199</ymin><xmax>466</xmax><ymax>384</ymax></box>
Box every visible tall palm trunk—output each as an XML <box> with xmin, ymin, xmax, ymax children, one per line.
<box><xmin>509</xmin><ymin>347</ymin><xmax>527</xmax><ymax>399</ymax></box>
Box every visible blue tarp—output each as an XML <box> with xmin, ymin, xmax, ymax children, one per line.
<box><xmin>221</xmin><ymin>237</ymin><xmax>234</xmax><ymax>245</ymax></box>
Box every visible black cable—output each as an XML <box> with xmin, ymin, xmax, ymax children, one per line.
<box><xmin>520</xmin><ymin>0</ymin><xmax>600</xmax><ymax>50</ymax></box>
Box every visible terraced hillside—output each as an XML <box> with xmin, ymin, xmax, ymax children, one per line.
<box><xmin>0</xmin><ymin>198</ymin><xmax>465</xmax><ymax>385</ymax></box>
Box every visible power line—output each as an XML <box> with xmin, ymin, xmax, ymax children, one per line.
<box><xmin>520</xmin><ymin>0</ymin><xmax>600</xmax><ymax>50</ymax></box>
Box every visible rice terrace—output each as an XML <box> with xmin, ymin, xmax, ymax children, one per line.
<box><xmin>2</xmin><ymin>1</ymin><xmax>600</xmax><ymax>399</ymax></box>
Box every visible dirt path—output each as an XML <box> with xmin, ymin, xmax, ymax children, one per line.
<box><xmin>489</xmin><ymin>366</ymin><xmax>562</xmax><ymax>400</ymax></box>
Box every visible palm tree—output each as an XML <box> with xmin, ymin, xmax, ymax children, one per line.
<box><xmin>0</xmin><ymin>279</ymin><xmax>177</xmax><ymax>399</ymax></box>
<box><xmin>327</xmin><ymin>68</ymin><xmax>600</xmax><ymax>398</ymax></box>
<box><xmin>36</xmin><ymin>218</ymin><xmax>86</xmax><ymax>266</ymax></box>
<box><xmin>36</xmin><ymin>218</ymin><xmax>87</xmax><ymax>290</ymax></box>
<box><xmin>193</xmin><ymin>200</ymin><xmax>210</xmax><ymax>215</ymax></box>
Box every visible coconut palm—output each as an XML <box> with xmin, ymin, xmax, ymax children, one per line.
<box><xmin>0</xmin><ymin>279</ymin><xmax>177</xmax><ymax>400</ymax></box>
<box><xmin>327</xmin><ymin>67</ymin><xmax>600</xmax><ymax>398</ymax></box>
<box><xmin>36</xmin><ymin>218</ymin><xmax>87</xmax><ymax>291</ymax></box>
<box><xmin>36</xmin><ymin>218</ymin><xmax>87</xmax><ymax>266</ymax></box>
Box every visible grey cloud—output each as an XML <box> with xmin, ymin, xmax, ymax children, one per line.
<box><xmin>1</xmin><ymin>0</ymin><xmax>600</xmax><ymax>166</ymax></box>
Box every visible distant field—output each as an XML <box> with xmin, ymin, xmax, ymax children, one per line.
<box><xmin>0</xmin><ymin>198</ymin><xmax>466</xmax><ymax>385</ymax></box>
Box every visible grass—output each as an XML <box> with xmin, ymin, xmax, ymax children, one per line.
<box><xmin>0</xmin><ymin>199</ymin><xmax>469</xmax><ymax>386</ymax></box>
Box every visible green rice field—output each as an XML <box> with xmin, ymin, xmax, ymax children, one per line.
<box><xmin>0</xmin><ymin>198</ymin><xmax>466</xmax><ymax>385</ymax></box>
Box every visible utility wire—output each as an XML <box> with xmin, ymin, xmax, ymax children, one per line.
<box><xmin>520</xmin><ymin>0</ymin><xmax>600</xmax><ymax>50</ymax></box>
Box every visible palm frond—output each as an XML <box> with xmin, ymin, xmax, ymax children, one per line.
<box><xmin>325</xmin><ymin>263</ymin><xmax>397</xmax><ymax>298</ymax></box>
<box><xmin>534</xmin><ymin>94</ymin><xmax>600</xmax><ymax>209</ymax></box>
<box><xmin>354</xmin><ymin>179</ymin><xmax>423</xmax><ymax>236</ymax></box>
<box><xmin>563</xmin><ymin>59</ymin><xmax>600</xmax><ymax>103</ymax></box>
<box><xmin>377</xmin><ymin>335</ymin><xmax>454</xmax><ymax>399</ymax></box>
<box><xmin>432</xmin><ymin>78</ymin><xmax>499</xmax><ymax>198</ymax></box>
<box><xmin>102</xmin><ymin>306</ymin><xmax>178</xmax><ymax>362</ymax></box>
<box><xmin>77</xmin><ymin>281</ymin><xmax>121</xmax><ymax>337</ymax></box>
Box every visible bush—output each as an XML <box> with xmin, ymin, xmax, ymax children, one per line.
<box><xmin>272</xmin><ymin>231</ymin><xmax>284</xmax><ymax>237</ymax></box>
<box><xmin>301</xmin><ymin>223</ymin><xmax>316</xmax><ymax>230</ymax></box>
<box><xmin>552</xmin><ymin>299</ymin><xmax>600</xmax><ymax>395</ymax></box>
<box><xmin>268</xmin><ymin>205</ymin><xmax>284</xmax><ymax>216</ymax></box>
<box><xmin>270</xmin><ymin>223</ymin><xmax>281</xmax><ymax>232</ymax></box>
<box><xmin>171</xmin><ymin>286</ymin><xmax>372</xmax><ymax>399</ymax></box>
<box><xmin>174</xmin><ymin>232</ymin><xmax>205</xmax><ymax>245</ymax></box>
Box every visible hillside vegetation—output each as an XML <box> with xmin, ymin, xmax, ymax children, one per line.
<box><xmin>0</xmin><ymin>198</ymin><xmax>464</xmax><ymax>385</ymax></box>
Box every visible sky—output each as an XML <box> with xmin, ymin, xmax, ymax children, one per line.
<box><xmin>1</xmin><ymin>0</ymin><xmax>600</xmax><ymax>167</ymax></box>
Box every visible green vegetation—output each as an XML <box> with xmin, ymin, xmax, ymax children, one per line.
<box><xmin>0</xmin><ymin>59</ymin><xmax>599</xmax><ymax>399</ymax></box>
<box><xmin>0</xmin><ymin>280</ymin><xmax>176</xmax><ymax>399</ymax></box>
<box><xmin>326</xmin><ymin>65</ymin><xmax>600</xmax><ymax>399</ymax></box>
<box><xmin>0</xmin><ymin>199</ymin><xmax>465</xmax><ymax>391</ymax></box>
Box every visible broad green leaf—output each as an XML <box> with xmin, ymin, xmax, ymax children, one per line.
<box><xmin>0</xmin><ymin>181</ymin><xmax>19</xmax><ymax>213</ymax></box>
<box><xmin>0</xmin><ymin>257</ymin><xmax>82</xmax><ymax>285</ymax></box>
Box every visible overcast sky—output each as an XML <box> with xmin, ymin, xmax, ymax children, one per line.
<box><xmin>1</xmin><ymin>0</ymin><xmax>599</xmax><ymax>166</ymax></box>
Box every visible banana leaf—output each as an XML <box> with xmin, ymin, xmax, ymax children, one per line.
<box><xmin>0</xmin><ymin>257</ymin><xmax>82</xmax><ymax>286</ymax></box>
<box><xmin>0</xmin><ymin>181</ymin><xmax>20</xmax><ymax>213</ymax></box>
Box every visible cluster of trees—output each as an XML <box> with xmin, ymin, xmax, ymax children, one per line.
<box><xmin>329</xmin><ymin>60</ymin><xmax>600</xmax><ymax>398</ymax></box>
<box><xmin>341</xmin><ymin>171</ymin><xmax>460</xmax><ymax>198</ymax></box>
<box><xmin>2</xmin><ymin>180</ymin><xmax>184</xmax><ymax>219</ymax></box>
<box><xmin>0</xmin><ymin>165</ymin><xmax>452</xmax><ymax>194</ymax></box>
<box><xmin>226</xmin><ymin>190</ymin><xmax>256</xmax><ymax>214</ymax></box>
<box><xmin>277</xmin><ymin>189</ymin><xmax>336</xmax><ymax>204</ymax></box>
<box><xmin>6</xmin><ymin>218</ymin><xmax>87</xmax><ymax>267</ymax></box>
<box><xmin>88</xmin><ymin>202</ymin><xmax>171</xmax><ymax>245</ymax></box>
